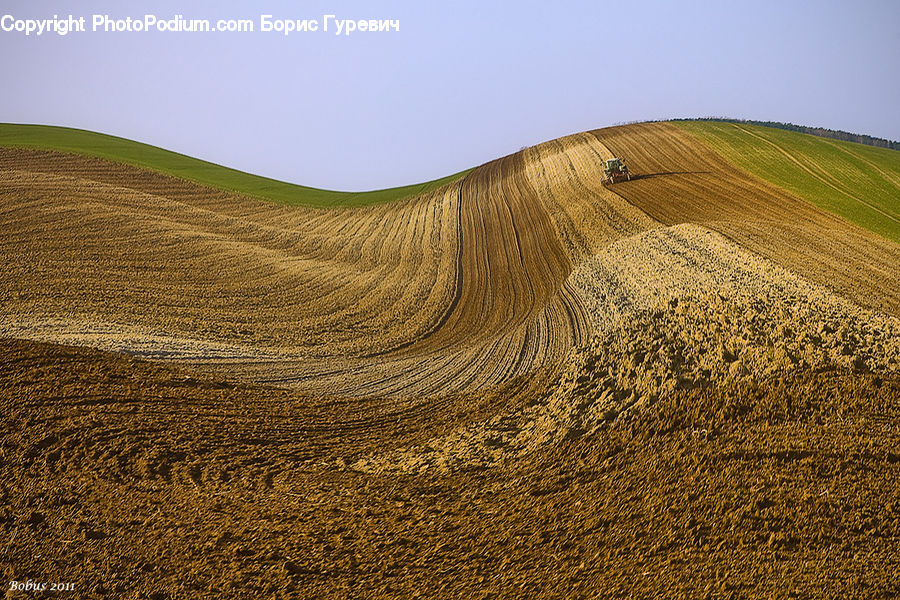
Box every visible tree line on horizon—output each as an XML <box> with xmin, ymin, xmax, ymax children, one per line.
<box><xmin>674</xmin><ymin>117</ymin><xmax>900</xmax><ymax>151</ymax></box>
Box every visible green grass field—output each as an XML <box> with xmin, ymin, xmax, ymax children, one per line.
<box><xmin>674</xmin><ymin>120</ymin><xmax>900</xmax><ymax>244</ymax></box>
<box><xmin>0</xmin><ymin>123</ymin><xmax>470</xmax><ymax>208</ymax></box>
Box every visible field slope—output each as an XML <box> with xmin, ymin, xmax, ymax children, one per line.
<box><xmin>2</xmin><ymin>120</ymin><xmax>900</xmax><ymax>599</ymax></box>
<box><xmin>674</xmin><ymin>120</ymin><xmax>900</xmax><ymax>243</ymax></box>
<box><xmin>0</xmin><ymin>123</ymin><xmax>470</xmax><ymax>208</ymax></box>
<box><xmin>593</xmin><ymin>122</ymin><xmax>900</xmax><ymax>315</ymax></box>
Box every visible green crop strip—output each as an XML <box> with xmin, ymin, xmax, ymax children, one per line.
<box><xmin>674</xmin><ymin>121</ymin><xmax>900</xmax><ymax>244</ymax></box>
<box><xmin>0</xmin><ymin>123</ymin><xmax>470</xmax><ymax>209</ymax></box>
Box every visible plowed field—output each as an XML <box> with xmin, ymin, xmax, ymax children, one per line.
<box><xmin>592</xmin><ymin>123</ymin><xmax>900</xmax><ymax>315</ymax></box>
<box><xmin>2</xmin><ymin>122</ymin><xmax>899</xmax><ymax>598</ymax></box>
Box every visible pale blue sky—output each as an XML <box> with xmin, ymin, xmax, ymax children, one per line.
<box><xmin>1</xmin><ymin>0</ymin><xmax>898</xmax><ymax>190</ymax></box>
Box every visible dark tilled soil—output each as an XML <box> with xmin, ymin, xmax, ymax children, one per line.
<box><xmin>2</xmin><ymin>339</ymin><xmax>899</xmax><ymax>599</ymax></box>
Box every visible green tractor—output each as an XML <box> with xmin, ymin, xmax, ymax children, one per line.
<box><xmin>603</xmin><ymin>157</ymin><xmax>631</xmax><ymax>184</ymax></box>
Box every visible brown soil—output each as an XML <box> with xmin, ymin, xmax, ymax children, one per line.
<box><xmin>592</xmin><ymin>122</ymin><xmax>900</xmax><ymax>316</ymax></box>
<box><xmin>2</xmin><ymin>339</ymin><xmax>899</xmax><ymax>599</ymax></box>
<box><xmin>2</xmin><ymin>122</ymin><xmax>900</xmax><ymax>598</ymax></box>
<box><xmin>0</xmin><ymin>149</ymin><xmax>585</xmax><ymax>398</ymax></box>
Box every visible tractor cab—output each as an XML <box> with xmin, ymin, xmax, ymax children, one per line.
<box><xmin>603</xmin><ymin>157</ymin><xmax>632</xmax><ymax>184</ymax></box>
<box><xmin>605</xmin><ymin>158</ymin><xmax>625</xmax><ymax>172</ymax></box>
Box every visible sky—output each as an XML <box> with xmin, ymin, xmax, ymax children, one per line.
<box><xmin>1</xmin><ymin>0</ymin><xmax>898</xmax><ymax>191</ymax></box>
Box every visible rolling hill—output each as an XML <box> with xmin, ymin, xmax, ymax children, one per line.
<box><xmin>1</xmin><ymin>120</ymin><xmax>898</xmax><ymax>599</ymax></box>
<box><xmin>0</xmin><ymin>123</ymin><xmax>470</xmax><ymax>208</ymax></box>
<box><xmin>675</xmin><ymin>120</ymin><xmax>900</xmax><ymax>243</ymax></box>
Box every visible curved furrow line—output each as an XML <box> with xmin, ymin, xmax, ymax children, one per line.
<box><xmin>0</xmin><ymin>161</ymin><xmax>462</xmax><ymax>363</ymax></box>
<box><xmin>358</xmin><ymin>176</ymin><xmax>466</xmax><ymax>358</ymax></box>
<box><xmin>379</xmin><ymin>152</ymin><xmax>580</xmax><ymax>367</ymax></box>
